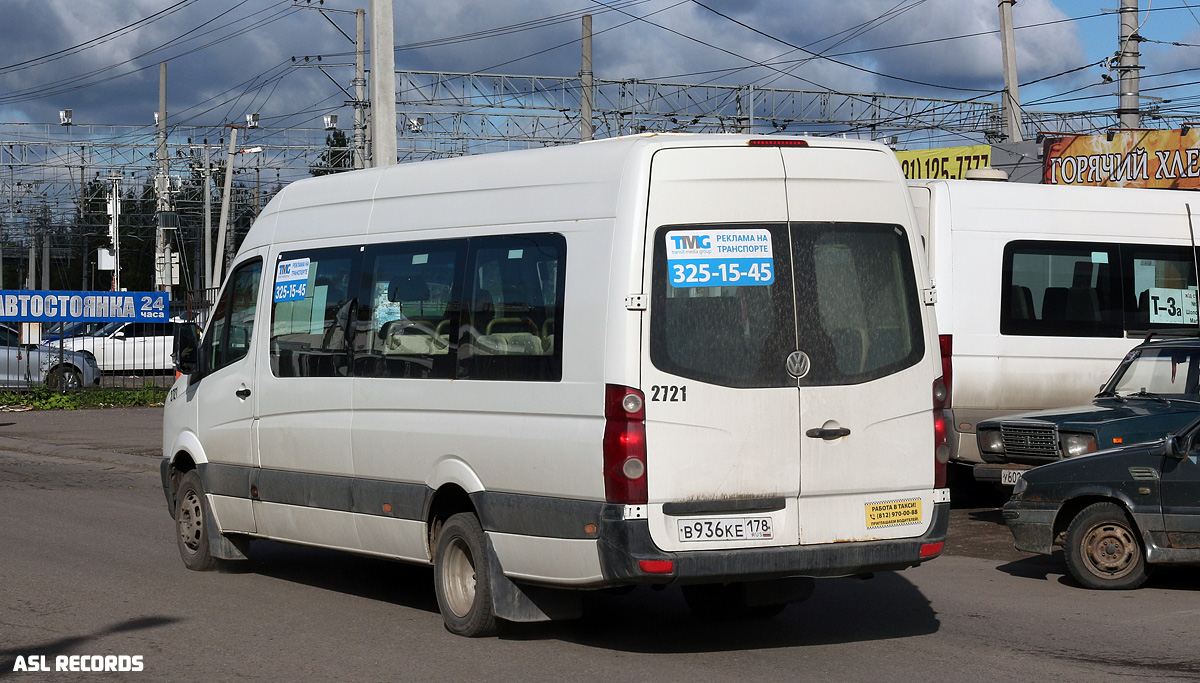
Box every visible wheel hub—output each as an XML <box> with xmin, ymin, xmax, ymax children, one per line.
<box><xmin>440</xmin><ymin>537</ymin><xmax>477</xmax><ymax>618</ymax></box>
<box><xmin>178</xmin><ymin>490</ymin><xmax>203</xmax><ymax>553</ymax></box>
<box><xmin>1083</xmin><ymin>523</ymin><xmax>1136</xmax><ymax>576</ymax></box>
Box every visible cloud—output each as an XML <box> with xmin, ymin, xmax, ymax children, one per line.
<box><xmin>0</xmin><ymin>0</ymin><xmax>1090</xmax><ymax>128</ymax></box>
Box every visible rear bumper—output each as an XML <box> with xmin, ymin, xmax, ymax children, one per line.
<box><xmin>597</xmin><ymin>501</ymin><xmax>950</xmax><ymax>585</ymax></box>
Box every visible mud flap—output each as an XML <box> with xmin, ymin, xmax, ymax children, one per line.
<box><xmin>205</xmin><ymin>499</ymin><xmax>250</xmax><ymax>561</ymax></box>
<box><xmin>485</xmin><ymin>536</ymin><xmax>582</xmax><ymax>623</ymax></box>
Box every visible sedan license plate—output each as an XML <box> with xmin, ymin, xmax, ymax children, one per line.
<box><xmin>1001</xmin><ymin>469</ymin><xmax>1024</xmax><ymax>486</ymax></box>
<box><xmin>677</xmin><ymin>517</ymin><xmax>773</xmax><ymax>542</ymax></box>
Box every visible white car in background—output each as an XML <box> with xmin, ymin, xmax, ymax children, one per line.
<box><xmin>56</xmin><ymin>320</ymin><xmax>174</xmax><ymax>373</ymax></box>
<box><xmin>0</xmin><ymin>324</ymin><xmax>100</xmax><ymax>390</ymax></box>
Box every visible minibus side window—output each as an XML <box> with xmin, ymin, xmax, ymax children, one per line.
<box><xmin>200</xmin><ymin>258</ymin><xmax>263</xmax><ymax>377</ymax></box>
<box><xmin>270</xmin><ymin>247</ymin><xmax>359</xmax><ymax>378</ymax></box>
<box><xmin>1121</xmin><ymin>245</ymin><xmax>1198</xmax><ymax>333</ymax></box>
<box><xmin>456</xmin><ymin>233</ymin><xmax>565</xmax><ymax>382</ymax></box>
<box><xmin>354</xmin><ymin>239</ymin><xmax>466</xmax><ymax>379</ymax></box>
<box><xmin>1001</xmin><ymin>241</ymin><xmax>1123</xmax><ymax>337</ymax></box>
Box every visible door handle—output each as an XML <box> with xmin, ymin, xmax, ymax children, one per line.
<box><xmin>806</xmin><ymin>427</ymin><xmax>851</xmax><ymax>440</ymax></box>
<box><xmin>235</xmin><ymin>388</ymin><xmax>251</xmax><ymax>399</ymax></box>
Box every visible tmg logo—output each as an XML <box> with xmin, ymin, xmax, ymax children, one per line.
<box><xmin>669</xmin><ymin>234</ymin><xmax>710</xmax><ymax>250</ymax></box>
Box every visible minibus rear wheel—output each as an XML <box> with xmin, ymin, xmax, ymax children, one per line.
<box><xmin>174</xmin><ymin>470</ymin><xmax>217</xmax><ymax>571</ymax></box>
<box><xmin>433</xmin><ymin>513</ymin><xmax>500</xmax><ymax>637</ymax></box>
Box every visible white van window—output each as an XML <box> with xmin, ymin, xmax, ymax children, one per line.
<box><xmin>202</xmin><ymin>258</ymin><xmax>262</xmax><ymax>376</ymax></box>
<box><xmin>354</xmin><ymin>240</ymin><xmax>466</xmax><ymax>379</ymax></box>
<box><xmin>1001</xmin><ymin>241</ymin><xmax>1197</xmax><ymax>337</ymax></box>
<box><xmin>650</xmin><ymin>223</ymin><xmax>796</xmax><ymax>388</ymax></box>
<box><xmin>457</xmin><ymin>233</ymin><xmax>565</xmax><ymax>382</ymax></box>
<box><xmin>794</xmin><ymin>223</ymin><xmax>924</xmax><ymax>385</ymax></box>
<box><xmin>650</xmin><ymin>223</ymin><xmax>924</xmax><ymax>388</ymax></box>
<box><xmin>270</xmin><ymin>247</ymin><xmax>358</xmax><ymax>378</ymax></box>
<box><xmin>1125</xmin><ymin>245</ymin><xmax>1198</xmax><ymax>331</ymax></box>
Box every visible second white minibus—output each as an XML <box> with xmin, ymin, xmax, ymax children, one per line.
<box><xmin>910</xmin><ymin>179</ymin><xmax>1200</xmax><ymax>482</ymax></box>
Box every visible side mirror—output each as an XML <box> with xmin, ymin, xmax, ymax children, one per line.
<box><xmin>1165</xmin><ymin>434</ymin><xmax>1191</xmax><ymax>459</ymax></box>
<box><xmin>173</xmin><ymin>323</ymin><xmax>201</xmax><ymax>375</ymax></box>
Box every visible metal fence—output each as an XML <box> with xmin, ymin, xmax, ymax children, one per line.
<box><xmin>0</xmin><ymin>287</ymin><xmax>220</xmax><ymax>393</ymax></box>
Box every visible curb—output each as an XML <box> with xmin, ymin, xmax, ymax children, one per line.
<box><xmin>0</xmin><ymin>435</ymin><xmax>159</xmax><ymax>472</ymax></box>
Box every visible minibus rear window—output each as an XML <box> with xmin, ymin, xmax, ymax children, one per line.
<box><xmin>650</xmin><ymin>223</ymin><xmax>796</xmax><ymax>388</ymax></box>
<box><xmin>650</xmin><ymin>222</ymin><xmax>924</xmax><ymax>388</ymax></box>
<box><xmin>793</xmin><ymin>223</ymin><xmax>924</xmax><ymax>386</ymax></box>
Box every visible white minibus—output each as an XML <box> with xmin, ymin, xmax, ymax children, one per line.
<box><xmin>910</xmin><ymin>179</ymin><xmax>1200</xmax><ymax>482</ymax></box>
<box><xmin>163</xmin><ymin>134</ymin><xmax>949</xmax><ymax>636</ymax></box>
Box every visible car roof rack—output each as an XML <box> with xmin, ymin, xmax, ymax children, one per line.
<box><xmin>1133</xmin><ymin>327</ymin><xmax>1199</xmax><ymax>343</ymax></box>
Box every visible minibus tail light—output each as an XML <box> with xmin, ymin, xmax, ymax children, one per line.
<box><xmin>604</xmin><ymin>384</ymin><xmax>647</xmax><ymax>505</ymax></box>
<box><xmin>933</xmin><ymin>378</ymin><xmax>949</xmax><ymax>488</ymax></box>
<box><xmin>938</xmin><ymin>334</ymin><xmax>953</xmax><ymax>405</ymax></box>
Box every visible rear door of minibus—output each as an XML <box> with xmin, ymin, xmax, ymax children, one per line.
<box><xmin>641</xmin><ymin>142</ymin><xmax>935</xmax><ymax>555</ymax></box>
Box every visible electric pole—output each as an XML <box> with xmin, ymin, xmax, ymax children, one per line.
<box><xmin>998</xmin><ymin>0</ymin><xmax>1023</xmax><ymax>142</ymax></box>
<box><xmin>355</xmin><ymin>8</ymin><xmax>367</xmax><ymax>168</ymax></box>
<box><xmin>106</xmin><ymin>174</ymin><xmax>121</xmax><ymax>292</ymax></box>
<box><xmin>154</xmin><ymin>62</ymin><xmax>177</xmax><ymax>295</ymax></box>
<box><xmin>214</xmin><ymin>127</ymin><xmax>238</xmax><ymax>286</ymax></box>
<box><xmin>581</xmin><ymin>15</ymin><xmax>594</xmax><ymax>142</ymax></box>
<box><xmin>370</xmin><ymin>0</ymin><xmax>397</xmax><ymax>167</ymax></box>
<box><xmin>203</xmin><ymin>145</ymin><xmax>212</xmax><ymax>291</ymax></box>
<box><xmin>1116</xmin><ymin>0</ymin><xmax>1142</xmax><ymax>129</ymax></box>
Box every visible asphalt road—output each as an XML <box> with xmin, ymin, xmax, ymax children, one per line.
<box><xmin>0</xmin><ymin>408</ymin><xmax>1197</xmax><ymax>681</ymax></box>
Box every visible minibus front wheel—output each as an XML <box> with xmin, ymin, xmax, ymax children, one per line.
<box><xmin>174</xmin><ymin>470</ymin><xmax>218</xmax><ymax>571</ymax></box>
<box><xmin>433</xmin><ymin>512</ymin><xmax>500</xmax><ymax>637</ymax></box>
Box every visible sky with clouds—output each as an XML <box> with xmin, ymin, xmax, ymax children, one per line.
<box><xmin>1</xmin><ymin>0</ymin><xmax>1198</xmax><ymax>139</ymax></box>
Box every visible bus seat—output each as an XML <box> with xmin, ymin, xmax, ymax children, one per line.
<box><xmin>1066</xmin><ymin>287</ymin><xmax>1100</xmax><ymax>322</ymax></box>
<box><xmin>1041</xmin><ymin>287</ymin><xmax>1069</xmax><ymax>321</ymax></box>
<box><xmin>1010</xmin><ymin>285</ymin><xmax>1034</xmax><ymax>320</ymax></box>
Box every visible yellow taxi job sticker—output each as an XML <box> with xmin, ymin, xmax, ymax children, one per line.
<box><xmin>866</xmin><ymin>498</ymin><xmax>922</xmax><ymax>529</ymax></box>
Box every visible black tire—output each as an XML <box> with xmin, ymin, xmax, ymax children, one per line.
<box><xmin>174</xmin><ymin>470</ymin><xmax>219</xmax><ymax>572</ymax></box>
<box><xmin>1063</xmin><ymin>502</ymin><xmax>1150</xmax><ymax>590</ymax></box>
<box><xmin>682</xmin><ymin>583</ymin><xmax>790</xmax><ymax>620</ymax></box>
<box><xmin>433</xmin><ymin>513</ymin><xmax>499</xmax><ymax>637</ymax></box>
<box><xmin>46</xmin><ymin>366</ymin><xmax>82</xmax><ymax>392</ymax></box>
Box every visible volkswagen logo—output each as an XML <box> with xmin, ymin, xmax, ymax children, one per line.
<box><xmin>786</xmin><ymin>350</ymin><xmax>811</xmax><ymax>379</ymax></box>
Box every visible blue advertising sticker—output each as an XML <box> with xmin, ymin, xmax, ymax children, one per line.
<box><xmin>274</xmin><ymin>258</ymin><xmax>311</xmax><ymax>302</ymax></box>
<box><xmin>665</xmin><ymin>229</ymin><xmax>774</xmax><ymax>287</ymax></box>
<box><xmin>0</xmin><ymin>291</ymin><xmax>169</xmax><ymax>322</ymax></box>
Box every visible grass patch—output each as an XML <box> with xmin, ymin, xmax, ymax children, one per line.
<box><xmin>0</xmin><ymin>385</ymin><xmax>169</xmax><ymax>411</ymax></box>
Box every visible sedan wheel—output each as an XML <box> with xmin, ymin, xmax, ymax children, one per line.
<box><xmin>1064</xmin><ymin>502</ymin><xmax>1150</xmax><ymax>590</ymax></box>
